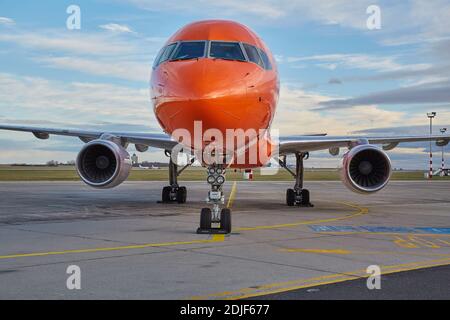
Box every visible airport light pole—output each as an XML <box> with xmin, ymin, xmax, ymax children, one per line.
<box><xmin>427</xmin><ymin>112</ymin><xmax>436</xmax><ymax>179</ymax></box>
<box><xmin>441</xmin><ymin>127</ymin><xmax>447</xmax><ymax>173</ymax></box>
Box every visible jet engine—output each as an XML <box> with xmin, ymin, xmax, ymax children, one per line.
<box><xmin>341</xmin><ymin>144</ymin><xmax>391</xmax><ymax>194</ymax></box>
<box><xmin>76</xmin><ymin>139</ymin><xmax>132</xmax><ymax>189</ymax></box>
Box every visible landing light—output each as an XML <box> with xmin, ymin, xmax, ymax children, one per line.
<box><xmin>207</xmin><ymin>175</ymin><xmax>216</xmax><ymax>184</ymax></box>
<box><xmin>216</xmin><ymin>175</ymin><xmax>225</xmax><ymax>185</ymax></box>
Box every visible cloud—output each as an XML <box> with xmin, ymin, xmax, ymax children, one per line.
<box><xmin>0</xmin><ymin>26</ymin><xmax>165</xmax><ymax>82</ymax></box>
<box><xmin>328</xmin><ymin>78</ymin><xmax>342</xmax><ymax>85</ymax></box>
<box><xmin>318</xmin><ymin>81</ymin><xmax>450</xmax><ymax>109</ymax></box>
<box><xmin>274</xmin><ymin>55</ymin><xmax>284</xmax><ymax>63</ymax></box>
<box><xmin>120</xmin><ymin>0</ymin><xmax>450</xmax><ymax>60</ymax></box>
<box><xmin>407</xmin><ymin>0</ymin><xmax>450</xmax><ymax>40</ymax></box>
<box><xmin>330</xmin><ymin>38</ymin><xmax>450</xmax><ymax>85</ymax></box>
<box><xmin>342</xmin><ymin>64</ymin><xmax>450</xmax><ymax>84</ymax></box>
<box><xmin>36</xmin><ymin>56</ymin><xmax>150</xmax><ymax>82</ymax></box>
<box><xmin>431</xmin><ymin>39</ymin><xmax>450</xmax><ymax>60</ymax></box>
<box><xmin>100</xmin><ymin>23</ymin><xmax>133</xmax><ymax>33</ymax></box>
<box><xmin>287</xmin><ymin>53</ymin><xmax>430</xmax><ymax>73</ymax></box>
<box><xmin>124</xmin><ymin>0</ymin><xmax>285</xmax><ymax>19</ymax></box>
<box><xmin>377</xmin><ymin>1</ymin><xmax>450</xmax><ymax>46</ymax></box>
<box><xmin>0</xmin><ymin>72</ymin><xmax>157</xmax><ymax>126</ymax></box>
<box><xmin>122</xmin><ymin>0</ymin><xmax>450</xmax><ymax>38</ymax></box>
<box><xmin>0</xmin><ymin>30</ymin><xmax>136</xmax><ymax>55</ymax></box>
<box><xmin>272</xmin><ymin>86</ymin><xmax>405</xmax><ymax>135</ymax></box>
<box><xmin>122</xmin><ymin>0</ymin><xmax>400</xmax><ymax>31</ymax></box>
<box><xmin>0</xmin><ymin>17</ymin><xmax>15</xmax><ymax>26</ymax></box>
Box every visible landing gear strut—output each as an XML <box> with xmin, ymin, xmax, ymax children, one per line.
<box><xmin>279</xmin><ymin>153</ymin><xmax>314</xmax><ymax>207</ymax></box>
<box><xmin>197</xmin><ymin>165</ymin><xmax>231</xmax><ymax>234</ymax></box>
<box><xmin>161</xmin><ymin>152</ymin><xmax>193</xmax><ymax>204</ymax></box>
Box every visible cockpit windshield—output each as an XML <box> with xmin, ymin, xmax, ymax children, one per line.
<box><xmin>209</xmin><ymin>42</ymin><xmax>245</xmax><ymax>61</ymax></box>
<box><xmin>171</xmin><ymin>41</ymin><xmax>206</xmax><ymax>61</ymax></box>
<box><xmin>243</xmin><ymin>43</ymin><xmax>263</xmax><ymax>68</ymax></box>
<box><xmin>153</xmin><ymin>40</ymin><xmax>273</xmax><ymax>70</ymax></box>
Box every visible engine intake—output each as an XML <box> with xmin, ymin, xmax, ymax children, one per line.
<box><xmin>76</xmin><ymin>139</ymin><xmax>131</xmax><ymax>188</ymax></box>
<box><xmin>341</xmin><ymin>144</ymin><xmax>391</xmax><ymax>194</ymax></box>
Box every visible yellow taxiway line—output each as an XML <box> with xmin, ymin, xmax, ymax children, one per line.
<box><xmin>236</xmin><ymin>201</ymin><xmax>368</xmax><ymax>231</ymax></box>
<box><xmin>226</xmin><ymin>181</ymin><xmax>237</xmax><ymax>208</ymax></box>
<box><xmin>0</xmin><ymin>234</ymin><xmax>225</xmax><ymax>260</ymax></box>
<box><xmin>280</xmin><ymin>248</ymin><xmax>450</xmax><ymax>257</ymax></box>
<box><xmin>318</xmin><ymin>231</ymin><xmax>450</xmax><ymax>237</ymax></box>
<box><xmin>191</xmin><ymin>256</ymin><xmax>450</xmax><ymax>300</ymax></box>
<box><xmin>281</xmin><ymin>248</ymin><xmax>352</xmax><ymax>254</ymax></box>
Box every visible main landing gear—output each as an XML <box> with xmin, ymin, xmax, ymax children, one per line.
<box><xmin>161</xmin><ymin>152</ymin><xmax>194</xmax><ymax>204</ymax></box>
<box><xmin>279</xmin><ymin>152</ymin><xmax>314</xmax><ymax>207</ymax></box>
<box><xmin>197</xmin><ymin>165</ymin><xmax>231</xmax><ymax>234</ymax></box>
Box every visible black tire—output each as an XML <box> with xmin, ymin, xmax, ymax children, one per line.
<box><xmin>301</xmin><ymin>189</ymin><xmax>310</xmax><ymax>205</ymax></box>
<box><xmin>177</xmin><ymin>186</ymin><xmax>187</xmax><ymax>203</ymax></box>
<box><xmin>286</xmin><ymin>189</ymin><xmax>295</xmax><ymax>206</ymax></box>
<box><xmin>200</xmin><ymin>208</ymin><xmax>212</xmax><ymax>230</ymax></box>
<box><xmin>221</xmin><ymin>208</ymin><xmax>232</xmax><ymax>234</ymax></box>
<box><xmin>162</xmin><ymin>186</ymin><xmax>171</xmax><ymax>202</ymax></box>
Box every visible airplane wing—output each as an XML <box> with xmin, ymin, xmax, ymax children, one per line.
<box><xmin>278</xmin><ymin>134</ymin><xmax>450</xmax><ymax>155</ymax></box>
<box><xmin>2</xmin><ymin>124</ymin><xmax>449</xmax><ymax>156</ymax></box>
<box><xmin>0</xmin><ymin>124</ymin><xmax>178</xmax><ymax>151</ymax></box>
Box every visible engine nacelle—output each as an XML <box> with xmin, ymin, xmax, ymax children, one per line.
<box><xmin>76</xmin><ymin>139</ymin><xmax>132</xmax><ymax>189</ymax></box>
<box><xmin>341</xmin><ymin>144</ymin><xmax>391</xmax><ymax>194</ymax></box>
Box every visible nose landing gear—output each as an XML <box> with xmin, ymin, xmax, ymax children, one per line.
<box><xmin>197</xmin><ymin>165</ymin><xmax>231</xmax><ymax>234</ymax></box>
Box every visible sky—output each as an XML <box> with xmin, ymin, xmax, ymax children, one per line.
<box><xmin>0</xmin><ymin>0</ymin><xmax>450</xmax><ymax>169</ymax></box>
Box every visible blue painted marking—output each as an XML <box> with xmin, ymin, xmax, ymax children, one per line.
<box><xmin>359</xmin><ymin>226</ymin><xmax>417</xmax><ymax>233</ymax></box>
<box><xmin>415</xmin><ymin>227</ymin><xmax>450</xmax><ymax>234</ymax></box>
<box><xmin>310</xmin><ymin>225</ymin><xmax>450</xmax><ymax>234</ymax></box>
<box><xmin>310</xmin><ymin>226</ymin><xmax>359</xmax><ymax>232</ymax></box>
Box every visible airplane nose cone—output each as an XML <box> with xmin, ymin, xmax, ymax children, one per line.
<box><xmin>155</xmin><ymin>59</ymin><xmax>252</xmax><ymax>134</ymax></box>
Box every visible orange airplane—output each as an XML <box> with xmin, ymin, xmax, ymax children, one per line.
<box><xmin>1</xmin><ymin>20</ymin><xmax>449</xmax><ymax>234</ymax></box>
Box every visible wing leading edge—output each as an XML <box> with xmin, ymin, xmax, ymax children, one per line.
<box><xmin>0</xmin><ymin>124</ymin><xmax>178</xmax><ymax>151</ymax></box>
<box><xmin>278</xmin><ymin>134</ymin><xmax>450</xmax><ymax>155</ymax></box>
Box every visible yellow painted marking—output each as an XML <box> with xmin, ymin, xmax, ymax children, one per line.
<box><xmin>236</xmin><ymin>201</ymin><xmax>368</xmax><ymax>231</ymax></box>
<box><xmin>227</xmin><ymin>181</ymin><xmax>237</xmax><ymax>209</ymax></box>
<box><xmin>212</xmin><ymin>234</ymin><xmax>225</xmax><ymax>241</ymax></box>
<box><xmin>191</xmin><ymin>257</ymin><xmax>450</xmax><ymax>300</ymax></box>
<box><xmin>282</xmin><ymin>248</ymin><xmax>351</xmax><ymax>254</ymax></box>
<box><xmin>408</xmin><ymin>236</ymin><xmax>440</xmax><ymax>248</ymax></box>
<box><xmin>394</xmin><ymin>236</ymin><xmax>419</xmax><ymax>248</ymax></box>
<box><xmin>0</xmin><ymin>236</ymin><xmax>225</xmax><ymax>260</ymax></box>
<box><xmin>280</xmin><ymin>247</ymin><xmax>449</xmax><ymax>257</ymax></box>
<box><xmin>319</xmin><ymin>231</ymin><xmax>450</xmax><ymax>237</ymax></box>
<box><xmin>437</xmin><ymin>239</ymin><xmax>450</xmax><ymax>246</ymax></box>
